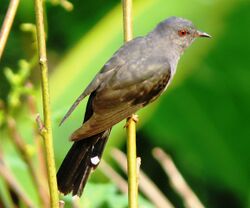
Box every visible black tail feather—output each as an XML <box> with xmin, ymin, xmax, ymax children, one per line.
<box><xmin>72</xmin><ymin>148</ymin><xmax>92</xmax><ymax>196</ymax></box>
<box><xmin>57</xmin><ymin>129</ymin><xmax>111</xmax><ymax>196</ymax></box>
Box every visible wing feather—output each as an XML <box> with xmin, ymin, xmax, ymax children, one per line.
<box><xmin>60</xmin><ymin>37</ymin><xmax>147</xmax><ymax>125</ymax></box>
<box><xmin>71</xmin><ymin>57</ymin><xmax>171</xmax><ymax>141</ymax></box>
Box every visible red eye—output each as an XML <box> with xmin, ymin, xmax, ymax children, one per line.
<box><xmin>178</xmin><ymin>30</ymin><xmax>187</xmax><ymax>37</ymax></box>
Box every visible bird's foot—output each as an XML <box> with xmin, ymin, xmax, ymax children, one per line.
<box><xmin>124</xmin><ymin>114</ymin><xmax>139</xmax><ymax>128</ymax></box>
<box><xmin>131</xmin><ymin>114</ymin><xmax>139</xmax><ymax>123</ymax></box>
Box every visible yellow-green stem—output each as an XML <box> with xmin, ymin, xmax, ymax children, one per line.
<box><xmin>122</xmin><ymin>0</ymin><xmax>133</xmax><ymax>42</ymax></box>
<box><xmin>126</xmin><ymin>117</ymin><xmax>138</xmax><ymax>208</ymax></box>
<box><xmin>34</xmin><ymin>0</ymin><xmax>59</xmax><ymax>207</ymax></box>
<box><xmin>122</xmin><ymin>0</ymin><xmax>138</xmax><ymax>207</ymax></box>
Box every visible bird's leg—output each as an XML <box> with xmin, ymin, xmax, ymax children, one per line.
<box><xmin>124</xmin><ymin>114</ymin><xmax>139</xmax><ymax>128</ymax></box>
<box><xmin>131</xmin><ymin>114</ymin><xmax>139</xmax><ymax>123</ymax></box>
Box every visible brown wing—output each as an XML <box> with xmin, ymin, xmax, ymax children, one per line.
<box><xmin>71</xmin><ymin>58</ymin><xmax>171</xmax><ymax>141</ymax></box>
<box><xmin>59</xmin><ymin>38</ymin><xmax>146</xmax><ymax>126</ymax></box>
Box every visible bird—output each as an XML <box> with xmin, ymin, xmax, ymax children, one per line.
<box><xmin>57</xmin><ymin>16</ymin><xmax>211</xmax><ymax>197</ymax></box>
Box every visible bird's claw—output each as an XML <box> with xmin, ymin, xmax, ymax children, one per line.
<box><xmin>124</xmin><ymin>114</ymin><xmax>139</xmax><ymax>128</ymax></box>
<box><xmin>131</xmin><ymin>114</ymin><xmax>139</xmax><ymax>123</ymax></box>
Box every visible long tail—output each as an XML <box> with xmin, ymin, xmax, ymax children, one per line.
<box><xmin>56</xmin><ymin>129</ymin><xmax>111</xmax><ymax>196</ymax></box>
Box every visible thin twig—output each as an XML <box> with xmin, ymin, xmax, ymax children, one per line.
<box><xmin>34</xmin><ymin>0</ymin><xmax>59</xmax><ymax>207</ymax></box>
<box><xmin>136</xmin><ymin>157</ymin><xmax>141</xmax><ymax>185</ymax></box>
<box><xmin>59</xmin><ymin>200</ymin><xmax>65</xmax><ymax>208</ymax></box>
<box><xmin>153</xmin><ymin>148</ymin><xmax>205</xmax><ymax>208</ymax></box>
<box><xmin>0</xmin><ymin>149</ymin><xmax>16</xmax><ymax>208</ymax></box>
<box><xmin>0</xmin><ymin>156</ymin><xmax>35</xmax><ymax>208</ymax></box>
<box><xmin>112</xmin><ymin>149</ymin><xmax>174</xmax><ymax>208</ymax></box>
<box><xmin>0</xmin><ymin>0</ymin><xmax>20</xmax><ymax>60</ymax></box>
<box><xmin>7</xmin><ymin>116</ymin><xmax>50</xmax><ymax>207</ymax></box>
<box><xmin>36</xmin><ymin>114</ymin><xmax>45</xmax><ymax>133</ymax></box>
<box><xmin>72</xmin><ymin>196</ymin><xmax>81</xmax><ymax>208</ymax></box>
<box><xmin>99</xmin><ymin>160</ymin><xmax>128</xmax><ymax>193</ymax></box>
<box><xmin>60</xmin><ymin>0</ymin><xmax>73</xmax><ymax>11</ymax></box>
<box><xmin>122</xmin><ymin>1</ymin><xmax>137</xmax><ymax>207</ymax></box>
<box><xmin>50</xmin><ymin>0</ymin><xmax>73</xmax><ymax>11</ymax></box>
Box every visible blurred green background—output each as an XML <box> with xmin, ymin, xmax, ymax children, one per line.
<box><xmin>0</xmin><ymin>0</ymin><xmax>250</xmax><ymax>207</ymax></box>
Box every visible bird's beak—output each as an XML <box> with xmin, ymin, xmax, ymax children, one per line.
<box><xmin>195</xmin><ymin>30</ymin><xmax>211</xmax><ymax>38</ymax></box>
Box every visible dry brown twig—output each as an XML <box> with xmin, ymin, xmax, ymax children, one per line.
<box><xmin>112</xmin><ymin>148</ymin><xmax>174</xmax><ymax>208</ymax></box>
<box><xmin>0</xmin><ymin>0</ymin><xmax>20</xmax><ymax>60</ymax></box>
<box><xmin>72</xmin><ymin>196</ymin><xmax>81</xmax><ymax>208</ymax></box>
<box><xmin>50</xmin><ymin>0</ymin><xmax>74</xmax><ymax>11</ymax></box>
<box><xmin>0</xmin><ymin>154</ymin><xmax>35</xmax><ymax>208</ymax></box>
<box><xmin>59</xmin><ymin>200</ymin><xmax>65</xmax><ymax>208</ymax></box>
<box><xmin>99</xmin><ymin>160</ymin><xmax>128</xmax><ymax>193</ymax></box>
<box><xmin>6</xmin><ymin>116</ymin><xmax>50</xmax><ymax>207</ymax></box>
<box><xmin>153</xmin><ymin>148</ymin><xmax>205</xmax><ymax>208</ymax></box>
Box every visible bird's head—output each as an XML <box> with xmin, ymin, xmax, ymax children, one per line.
<box><xmin>155</xmin><ymin>16</ymin><xmax>211</xmax><ymax>51</ymax></box>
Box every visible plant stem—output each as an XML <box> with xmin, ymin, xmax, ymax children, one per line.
<box><xmin>126</xmin><ymin>116</ymin><xmax>138</xmax><ymax>208</ymax></box>
<box><xmin>34</xmin><ymin>0</ymin><xmax>59</xmax><ymax>207</ymax></box>
<box><xmin>122</xmin><ymin>1</ymin><xmax>138</xmax><ymax>207</ymax></box>
<box><xmin>122</xmin><ymin>0</ymin><xmax>133</xmax><ymax>42</ymax></box>
<box><xmin>0</xmin><ymin>0</ymin><xmax>20</xmax><ymax>60</ymax></box>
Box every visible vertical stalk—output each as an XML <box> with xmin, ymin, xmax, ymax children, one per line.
<box><xmin>34</xmin><ymin>0</ymin><xmax>59</xmax><ymax>207</ymax></box>
<box><xmin>122</xmin><ymin>1</ymin><xmax>138</xmax><ymax>207</ymax></box>
<box><xmin>122</xmin><ymin>0</ymin><xmax>133</xmax><ymax>42</ymax></box>
<box><xmin>126</xmin><ymin>118</ymin><xmax>138</xmax><ymax>208</ymax></box>
<box><xmin>0</xmin><ymin>0</ymin><xmax>20</xmax><ymax>60</ymax></box>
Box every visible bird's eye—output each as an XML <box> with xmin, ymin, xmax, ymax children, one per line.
<box><xmin>178</xmin><ymin>29</ymin><xmax>188</xmax><ymax>37</ymax></box>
